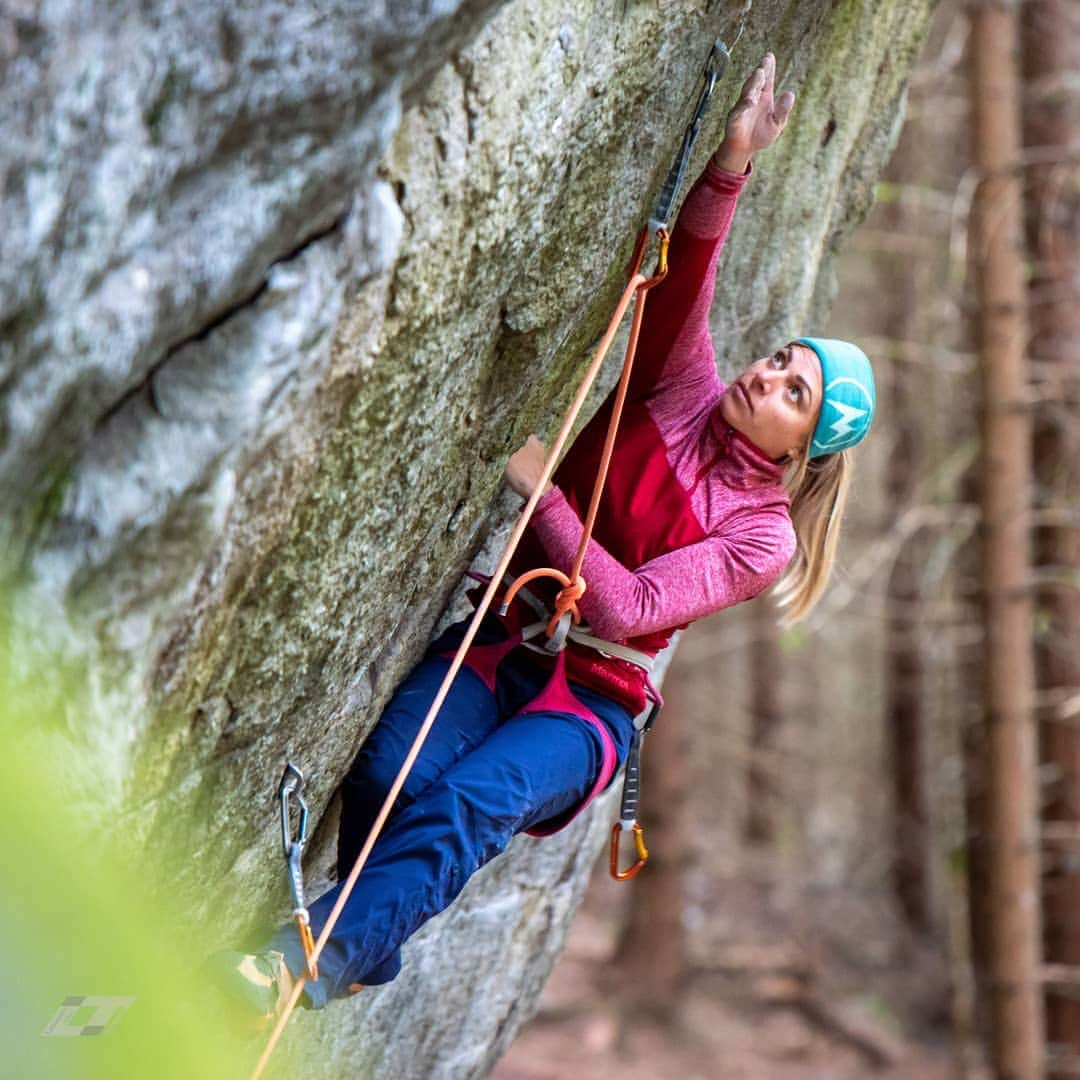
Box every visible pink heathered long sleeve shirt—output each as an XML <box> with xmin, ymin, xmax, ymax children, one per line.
<box><xmin>507</xmin><ymin>158</ymin><xmax>797</xmax><ymax>714</ymax></box>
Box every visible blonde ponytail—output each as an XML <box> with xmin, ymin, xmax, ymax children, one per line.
<box><xmin>771</xmin><ymin>449</ymin><xmax>852</xmax><ymax>626</ymax></box>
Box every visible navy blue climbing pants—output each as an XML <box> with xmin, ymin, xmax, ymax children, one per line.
<box><xmin>265</xmin><ymin>616</ymin><xmax>635</xmax><ymax>1009</ymax></box>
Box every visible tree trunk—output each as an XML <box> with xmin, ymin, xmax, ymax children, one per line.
<box><xmin>745</xmin><ymin>597</ymin><xmax>781</xmax><ymax>847</ymax></box>
<box><xmin>887</xmin><ymin>373</ymin><xmax>932</xmax><ymax>938</ymax></box>
<box><xmin>970</xmin><ymin>3</ymin><xmax>1044</xmax><ymax>1076</ymax></box>
<box><xmin>882</xmin><ymin>148</ymin><xmax>933</xmax><ymax>936</ymax></box>
<box><xmin>1020</xmin><ymin>0</ymin><xmax>1080</xmax><ymax>1067</ymax></box>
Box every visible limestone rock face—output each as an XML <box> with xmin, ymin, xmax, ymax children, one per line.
<box><xmin>3</xmin><ymin>1</ymin><xmax>932</xmax><ymax>1075</ymax></box>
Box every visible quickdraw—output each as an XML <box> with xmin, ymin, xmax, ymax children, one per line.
<box><xmin>649</xmin><ymin>40</ymin><xmax>729</xmax><ymax>236</ymax></box>
<box><xmin>610</xmin><ymin>702</ymin><xmax>660</xmax><ymax>880</ymax></box>
<box><xmin>278</xmin><ymin>762</ymin><xmax>318</xmax><ymax>981</ymax></box>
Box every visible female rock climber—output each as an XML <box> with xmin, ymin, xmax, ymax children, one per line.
<box><xmin>210</xmin><ymin>51</ymin><xmax>876</xmax><ymax>1024</ymax></box>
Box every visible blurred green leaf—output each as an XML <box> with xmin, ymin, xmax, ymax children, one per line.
<box><xmin>1</xmin><ymin>607</ymin><xmax>279</xmax><ymax>1079</ymax></box>
<box><xmin>874</xmin><ymin>181</ymin><xmax>902</xmax><ymax>204</ymax></box>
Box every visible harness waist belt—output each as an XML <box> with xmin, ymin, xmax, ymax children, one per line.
<box><xmin>502</xmin><ymin>575</ymin><xmax>656</xmax><ymax>674</ymax></box>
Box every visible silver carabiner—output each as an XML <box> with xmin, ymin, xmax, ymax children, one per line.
<box><xmin>544</xmin><ymin>609</ymin><xmax>574</xmax><ymax>654</ymax></box>
<box><xmin>278</xmin><ymin>762</ymin><xmax>309</xmax><ymax>913</ymax></box>
<box><xmin>278</xmin><ymin>761</ymin><xmax>319</xmax><ymax>980</ymax></box>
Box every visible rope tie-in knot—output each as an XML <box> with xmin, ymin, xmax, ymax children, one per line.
<box><xmin>550</xmin><ymin>575</ymin><xmax>586</xmax><ymax>636</ymax></box>
<box><xmin>500</xmin><ymin>567</ymin><xmax>587</xmax><ymax>643</ymax></box>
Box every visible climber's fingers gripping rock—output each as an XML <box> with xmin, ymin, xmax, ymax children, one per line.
<box><xmin>504</xmin><ymin>434</ymin><xmax>554</xmax><ymax>500</ymax></box>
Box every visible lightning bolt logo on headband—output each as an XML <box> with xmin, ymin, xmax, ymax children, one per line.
<box><xmin>797</xmin><ymin>339</ymin><xmax>877</xmax><ymax>458</ymax></box>
<box><xmin>818</xmin><ymin>378</ymin><xmax>871</xmax><ymax>448</ymax></box>
<box><xmin>826</xmin><ymin>400</ymin><xmax>867</xmax><ymax>441</ymax></box>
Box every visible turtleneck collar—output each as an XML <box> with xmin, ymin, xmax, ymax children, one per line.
<box><xmin>709</xmin><ymin>388</ymin><xmax>789</xmax><ymax>490</ymax></box>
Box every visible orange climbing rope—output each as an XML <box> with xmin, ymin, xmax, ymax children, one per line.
<box><xmin>251</xmin><ymin>231</ymin><xmax>667</xmax><ymax>1079</ymax></box>
<box><xmin>499</xmin><ymin>226</ymin><xmax>668</xmax><ymax>627</ymax></box>
<box><xmin>251</xmin><ymin>42</ymin><xmax>728</xmax><ymax>1077</ymax></box>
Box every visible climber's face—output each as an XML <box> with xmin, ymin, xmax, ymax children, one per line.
<box><xmin>720</xmin><ymin>343</ymin><xmax>823</xmax><ymax>461</ymax></box>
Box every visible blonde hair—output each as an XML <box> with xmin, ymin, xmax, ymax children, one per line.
<box><xmin>771</xmin><ymin>448</ymin><xmax>852</xmax><ymax>626</ymax></box>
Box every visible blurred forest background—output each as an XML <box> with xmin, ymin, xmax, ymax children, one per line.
<box><xmin>498</xmin><ymin>1</ymin><xmax>1078</xmax><ymax>1077</ymax></box>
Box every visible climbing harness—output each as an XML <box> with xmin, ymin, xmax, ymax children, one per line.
<box><xmin>278</xmin><ymin>762</ymin><xmax>318</xmax><ymax>982</ymax></box>
<box><xmin>503</xmin><ymin>579</ymin><xmax>663</xmax><ymax>879</ymax></box>
<box><xmin>252</xmin><ymin>38</ymin><xmax>732</xmax><ymax>1078</ymax></box>
<box><xmin>499</xmin><ymin>572</ymin><xmax>659</xmax><ymax>683</ymax></box>
<box><xmin>610</xmin><ymin>702</ymin><xmax>659</xmax><ymax>880</ymax></box>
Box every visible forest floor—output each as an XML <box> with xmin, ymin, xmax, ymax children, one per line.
<box><xmin>494</xmin><ymin>855</ymin><xmax>987</xmax><ymax>1080</ymax></box>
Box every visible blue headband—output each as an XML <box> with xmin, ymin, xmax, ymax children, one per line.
<box><xmin>796</xmin><ymin>337</ymin><xmax>876</xmax><ymax>457</ymax></box>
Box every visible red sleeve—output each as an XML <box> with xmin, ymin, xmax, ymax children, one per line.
<box><xmin>626</xmin><ymin>158</ymin><xmax>752</xmax><ymax>403</ymax></box>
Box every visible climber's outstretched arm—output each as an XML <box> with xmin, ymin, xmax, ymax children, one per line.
<box><xmin>503</xmin><ymin>55</ymin><xmax>797</xmax><ymax>502</ymax></box>
<box><xmin>625</xmin><ymin>51</ymin><xmax>796</xmax><ymax>403</ymax></box>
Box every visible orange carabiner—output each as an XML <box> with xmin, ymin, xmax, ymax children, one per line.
<box><xmin>295</xmin><ymin>911</ymin><xmax>319</xmax><ymax>981</ymax></box>
<box><xmin>610</xmin><ymin>820</ymin><xmax>649</xmax><ymax>881</ymax></box>
<box><xmin>650</xmin><ymin>227</ymin><xmax>670</xmax><ymax>282</ymax></box>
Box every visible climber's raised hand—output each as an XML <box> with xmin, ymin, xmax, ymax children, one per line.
<box><xmin>712</xmin><ymin>52</ymin><xmax>795</xmax><ymax>174</ymax></box>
